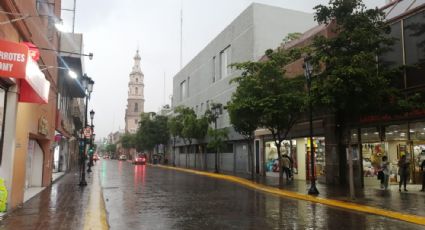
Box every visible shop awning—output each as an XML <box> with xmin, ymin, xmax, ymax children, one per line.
<box><xmin>19</xmin><ymin>58</ymin><xmax>50</xmax><ymax>104</ymax></box>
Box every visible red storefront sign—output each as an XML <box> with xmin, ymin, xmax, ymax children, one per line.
<box><xmin>0</xmin><ymin>39</ymin><xmax>28</xmax><ymax>79</ymax></box>
<box><xmin>22</xmin><ymin>42</ymin><xmax>40</xmax><ymax>61</ymax></box>
<box><xmin>0</xmin><ymin>39</ymin><xmax>50</xmax><ymax>104</ymax></box>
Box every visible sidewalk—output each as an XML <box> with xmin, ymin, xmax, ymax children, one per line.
<box><xmin>0</xmin><ymin>168</ymin><xmax>108</xmax><ymax>230</ymax></box>
<box><xmin>251</xmin><ymin>175</ymin><xmax>425</xmax><ymax>217</ymax></box>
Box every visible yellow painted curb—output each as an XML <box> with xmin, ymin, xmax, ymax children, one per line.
<box><xmin>156</xmin><ymin>164</ymin><xmax>425</xmax><ymax>226</ymax></box>
<box><xmin>84</xmin><ymin>168</ymin><xmax>109</xmax><ymax>230</ymax></box>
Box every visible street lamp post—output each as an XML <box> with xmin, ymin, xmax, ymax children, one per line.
<box><xmin>304</xmin><ymin>56</ymin><xmax>319</xmax><ymax>195</ymax></box>
<box><xmin>87</xmin><ymin>110</ymin><xmax>95</xmax><ymax>173</ymax></box>
<box><xmin>212</xmin><ymin>103</ymin><xmax>222</xmax><ymax>173</ymax></box>
<box><xmin>79</xmin><ymin>74</ymin><xmax>94</xmax><ymax>187</ymax></box>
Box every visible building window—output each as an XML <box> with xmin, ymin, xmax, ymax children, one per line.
<box><xmin>200</xmin><ymin>103</ymin><xmax>204</xmax><ymax>114</ymax></box>
<box><xmin>135</xmin><ymin>87</ymin><xmax>138</xmax><ymax>95</ymax></box>
<box><xmin>404</xmin><ymin>10</ymin><xmax>425</xmax><ymax>88</ymax></box>
<box><xmin>135</xmin><ymin>119</ymin><xmax>138</xmax><ymax>124</ymax></box>
<box><xmin>0</xmin><ymin>86</ymin><xmax>6</xmax><ymax>162</ymax></box>
<box><xmin>220</xmin><ymin>46</ymin><xmax>231</xmax><ymax>79</ymax></box>
<box><xmin>212</xmin><ymin>56</ymin><xmax>216</xmax><ymax>83</ymax></box>
<box><xmin>180</xmin><ymin>80</ymin><xmax>186</xmax><ymax>101</ymax></box>
<box><xmin>136</xmin><ymin>77</ymin><xmax>138</xmax><ymax>83</ymax></box>
<box><xmin>134</xmin><ymin>103</ymin><xmax>138</xmax><ymax>112</ymax></box>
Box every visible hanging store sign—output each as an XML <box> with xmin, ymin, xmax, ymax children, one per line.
<box><xmin>0</xmin><ymin>39</ymin><xmax>28</xmax><ymax>79</ymax></box>
<box><xmin>0</xmin><ymin>39</ymin><xmax>50</xmax><ymax>104</ymax></box>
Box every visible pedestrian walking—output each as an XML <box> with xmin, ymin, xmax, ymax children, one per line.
<box><xmin>380</xmin><ymin>156</ymin><xmax>390</xmax><ymax>190</ymax></box>
<box><xmin>282</xmin><ymin>154</ymin><xmax>292</xmax><ymax>181</ymax></box>
<box><xmin>398</xmin><ymin>155</ymin><xmax>410</xmax><ymax>192</ymax></box>
<box><xmin>421</xmin><ymin>159</ymin><xmax>425</xmax><ymax>192</ymax></box>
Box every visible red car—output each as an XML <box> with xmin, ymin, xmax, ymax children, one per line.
<box><xmin>133</xmin><ymin>155</ymin><xmax>147</xmax><ymax>165</ymax></box>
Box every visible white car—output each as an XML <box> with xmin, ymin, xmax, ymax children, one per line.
<box><xmin>119</xmin><ymin>155</ymin><xmax>127</xmax><ymax>161</ymax></box>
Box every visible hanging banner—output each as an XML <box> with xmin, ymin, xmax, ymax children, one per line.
<box><xmin>0</xmin><ymin>39</ymin><xmax>28</xmax><ymax>79</ymax></box>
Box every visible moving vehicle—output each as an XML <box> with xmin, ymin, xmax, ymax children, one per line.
<box><xmin>133</xmin><ymin>154</ymin><xmax>147</xmax><ymax>165</ymax></box>
<box><xmin>119</xmin><ymin>155</ymin><xmax>127</xmax><ymax>161</ymax></box>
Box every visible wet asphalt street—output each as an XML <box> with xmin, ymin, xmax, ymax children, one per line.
<box><xmin>100</xmin><ymin>160</ymin><xmax>423</xmax><ymax>230</ymax></box>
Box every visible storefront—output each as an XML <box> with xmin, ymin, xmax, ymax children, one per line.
<box><xmin>356</xmin><ymin>121</ymin><xmax>425</xmax><ymax>186</ymax></box>
<box><xmin>264</xmin><ymin>137</ymin><xmax>326</xmax><ymax>182</ymax></box>
<box><xmin>0</xmin><ymin>39</ymin><xmax>53</xmax><ymax>210</ymax></box>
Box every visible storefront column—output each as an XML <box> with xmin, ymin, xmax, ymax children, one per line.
<box><xmin>324</xmin><ymin>115</ymin><xmax>342</xmax><ymax>185</ymax></box>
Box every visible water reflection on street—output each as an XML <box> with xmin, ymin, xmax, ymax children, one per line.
<box><xmin>100</xmin><ymin>160</ymin><xmax>423</xmax><ymax>230</ymax></box>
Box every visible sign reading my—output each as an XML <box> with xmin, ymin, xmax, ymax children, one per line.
<box><xmin>0</xmin><ymin>39</ymin><xmax>28</xmax><ymax>79</ymax></box>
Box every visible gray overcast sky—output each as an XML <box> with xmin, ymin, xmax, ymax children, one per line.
<box><xmin>61</xmin><ymin>0</ymin><xmax>385</xmax><ymax>139</ymax></box>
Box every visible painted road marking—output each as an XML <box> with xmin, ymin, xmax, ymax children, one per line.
<box><xmin>84</xmin><ymin>167</ymin><xmax>109</xmax><ymax>230</ymax></box>
<box><xmin>156</xmin><ymin>164</ymin><xmax>425</xmax><ymax>226</ymax></box>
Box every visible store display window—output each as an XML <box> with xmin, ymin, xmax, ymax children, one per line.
<box><xmin>361</xmin><ymin>127</ymin><xmax>383</xmax><ymax>177</ymax></box>
<box><xmin>410</xmin><ymin>122</ymin><xmax>425</xmax><ymax>184</ymax></box>
<box><xmin>306</xmin><ymin>137</ymin><xmax>325</xmax><ymax>179</ymax></box>
<box><xmin>265</xmin><ymin>140</ymin><xmax>296</xmax><ymax>173</ymax></box>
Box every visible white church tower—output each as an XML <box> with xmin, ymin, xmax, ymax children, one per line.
<box><xmin>125</xmin><ymin>50</ymin><xmax>145</xmax><ymax>134</ymax></box>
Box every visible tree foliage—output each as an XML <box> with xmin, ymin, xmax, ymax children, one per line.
<box><xmin>230</xmin><ymin>47</ymin><xmax>307</xmax><ymax>184</ymax></box>
<box><xmin>206</xmin><ymin>128</ymin><xmax>229</xmax><ymax>153</ymax></box>
<box><xmin>120</xmin><ymin>133</ymin><xmax>136</xmax><ymax>149</ymax></box>
<box><xmin>135</xmin><ymin>113</ymin><xmax>169</xmax><ymax>152</ymax></box>
<box><xmin>311</xmin><ymin>0</ymin><xmax>414</xmax><ymax>118</ymax></box>
<box><xmin>105</xmin><ymin>144</ymin><xmax>116</xmax><ymax>153</ymax></box>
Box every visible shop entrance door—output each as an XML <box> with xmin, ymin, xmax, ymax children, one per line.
<box><xmin>25</xmin><ymin>140</ymin><xmax>43</xmax><ymax>189</ymax></box>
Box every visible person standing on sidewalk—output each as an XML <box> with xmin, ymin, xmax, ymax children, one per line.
<box><xmin>421</xmin><ymin>159</ymin><xmax>425</xmax><ymax>192</ymax></box>
<box><xmin>282</xmin><ymin>154</ymin><xmax>292</xmax><ymax>181</ymax></box>
<box><xmin>380</xmin><ymin>156</ymin><xmax>390</xmax><ymax>190</ymax></box>
<box><xmin>398</xmin><ymin>155</ymin><xmax>410</xmax><ymax>192</ymax></box>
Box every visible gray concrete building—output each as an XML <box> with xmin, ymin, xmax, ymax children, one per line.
<box><xmin>171</xmin><ymin>3</ymin><xmax>315</xmax><ymax>174</ymax></box>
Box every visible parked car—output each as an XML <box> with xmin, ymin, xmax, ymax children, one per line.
<box><xmin>119</xmin><ymin>155</ymin><xmax>127</xmax><ymax>161</ymax></box>
<box><xmin>133</xmin><ymin>154</ymin><xmax>147</xmax><ymax>165</ymax></box>
<box><xmin>103</xmin><ymin>155</ymin><xmax>110</xmax><ymax>159</ymax></box>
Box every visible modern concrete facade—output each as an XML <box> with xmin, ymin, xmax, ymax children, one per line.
<box><xmin>171</xmin><ymin>3</ymin><xmax>315</xmax><ymax>174</ymax></box>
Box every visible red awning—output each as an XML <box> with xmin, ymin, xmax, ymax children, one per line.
<box><xmin>19</xmin><ymin>58</ymin><xmax>50</xmax><ymax>104</ymax></box>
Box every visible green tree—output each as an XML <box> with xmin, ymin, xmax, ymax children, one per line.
<box><xmin>135</xmin><ymin>113</ymin><xmax>169</xmax><ymax>162</ymax></box>
<box><xmin>310</xmin><ymin>0</ymin><xmax>422</xmax><ymax>196</ymax></box>
<box><xmin>205</xmin><ymin>103</ymin><xmax>228</xmax><ymax>172</ymax></box>
<box><xmin>168</xmin><ymin>113</ymin><xmax>183</xmax><ymax>166</ymax></box>
<box><xmin>227</xmin><ymin>67</ymin><xmax>262</xmax><ymax>179</ymax></box>
<box><xmin>120</xmin><ymin>133</ymin><xmax>136</xmax><ymax>157</ymax></box>
<box><xmin>231</xmin><ymin>47</ymin><xmax>306</xmax><ymax>185</ymax></box>
<box><xmin>105</xmin><ymin>144</ymin><xmax>116</xmax><ymax>155</ymax></box>
<box><xmin>174</xmin><ymin>106</ymin><xmax>208</xmax><ymax>168</ymax></box>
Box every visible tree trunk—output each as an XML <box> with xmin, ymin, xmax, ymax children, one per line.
<box><xmin>276</xmin><ymin>141</ymin><xmax>283</xmax><ymax>186</ymax></box>
<box><xmin>199</xmin><ymin>145</ymin><xmax>204</xmax><ymax>170</ymax></box>
<box><xmin>248</xmin><ymin>137</ymin><xmax>254</xmax><ymax>180</ymax></box>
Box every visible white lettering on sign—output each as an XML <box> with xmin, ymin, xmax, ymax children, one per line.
<box><xmin>0</xmin><ymin>62</ymin><xmax>13</xmax><ymax>72</ymax></box>
<box><xmin>0</xmin><ymin>51</ymin><xmax>26</xmax><ymax>62</ymax></box>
